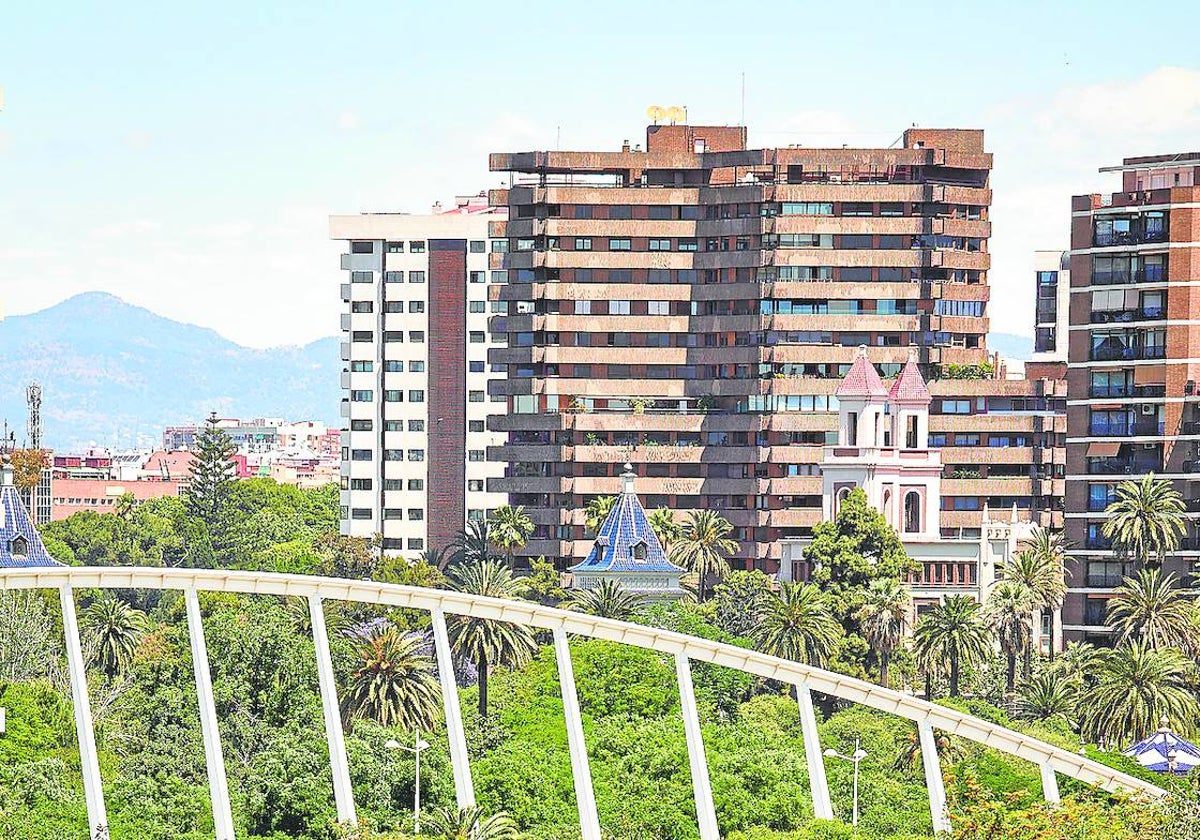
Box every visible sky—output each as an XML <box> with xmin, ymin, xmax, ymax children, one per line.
<box><xmin>1</xmin><ymin>1</ymin><xmax>1199</xmax><ymax>349</ymax></box>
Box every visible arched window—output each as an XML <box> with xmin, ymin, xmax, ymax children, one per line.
<box><xmin>906</xmin><ymin>415</ymin><xmax>919</xmax><ymax>449</ymax></box>
<box><xmin>904</xmin><ymin>492</ymin><xmax>921</xmax><ymax>533</ymax></box>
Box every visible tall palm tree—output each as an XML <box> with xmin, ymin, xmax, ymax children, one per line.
<box><xmin>913</xmin><ymin>595</ymin><xmax>991</xmax><ymax>698</ymax></box>
<box><xmin>584</xmin><ymin>495</ymin><xmax>616</xmax><ymax>534</ymax></box>
<box><xmin>1078</xmin><ymin>641</ymin><xmax>1199</xmax><ymax>747</ymax></box>
<box><xmin>81</xmin><ymin>596</ymin><xmax>148</xmax><ymax>679</ymax></box>
<box><xmin>417</xmin><ymin>546</ymin><xmax>449</xmax><ymax>571</ymax></box>
<box><xmin>1106</xmin><ymin>568</ymin><xmax>1197</xmax><ymax>651</ymax></box>
<box><xmin>1017</xmin><ymin>671</ymin><xmax>1077</xmax><ymax>724</ymax></box>
<box><xmin>342</xmin><ymin>627</ymin><xmax>441</xmax><ymax>732</ymax></box>
<box><xmin>669</xmin><ymin>510</ymin><xmax>739</xmax><ymax>602</ymax></box>
<box><xmin>985</xmin><ymin>580</ymin><xmax>1037</xmax><ymax>694</ymax></box>
<box><xmin>449</xmin><ymin>520</ymin><xmax>491</xmax><ymax>569</ymax></box>
<box><xmin>447</xmin><ymin>559</ymin><xmax>537</xmax><ymax>717</ymax></box>
<box><xmin>567</xmin><ymin>579</ymin><xmax>645</xmax><ymax>621</ymax></box>
<box><xmin>648</xmin><ymin>507</ymin><xmax>682</xmax><ymax>552</ymax></box>
<box><xmin>855</xmin><ymin>578</ymin><xmax>910</xmax><ymax>688</ymax></box>
<box><xmin>1011</xmin><ymin>527</ymin><xmax>1070</xmax><ymax>663</ymax></box>
<box><xmin>1102</xmin><ymin>474</ymin><xmax>1186</xmax><ymax>566</ymax></box>
<box><xmin>424</xmin><ymin>807</ymin><xmax>521</xmax><ymax>840</ymax></box>
<box><xmin>1052</xmin><ymin>640</ymin><xmax>1107</xmax><ymax>687</ymax></box>
<box><xmin>752</xmin><ymin>582</ymin><xmax>841</xmax><ymax>668</ymax></box>
<box><xmin>487</xmin><ymin>505</ymin><xmax>534</xmax><ymax>569</ymax></box>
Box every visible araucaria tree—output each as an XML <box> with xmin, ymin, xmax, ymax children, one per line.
<box><xmin>1102</xmin><ymin>474</ymin><xmax>1186</xmax><ymax>566</ymax></box>
<box><xmin>669</xmin><ymin>509</ymin><xmax>739</xmax><ymax>602</ymax></box>
<box><xmin>342</xmin><ymin>626</ymin><xmax>441</xmax><ymax>731</ymax></box>
<box><xmin>913</xmin><ymin>595</ymin><xmax>990</xmax><ymax>698</ymax></box>
<box><xmin>185</xmin><ymin>411</ymin><xmax>237</xmax><ymax>525</ymax></box>
<box><xmin>447</xmin><ymin>559</ymin><xmax>537</xmax><ymax>717</ymax></box>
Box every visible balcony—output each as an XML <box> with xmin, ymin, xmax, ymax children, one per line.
<box><xmin>1088</xmin><ymin>418</ymin><xmax>1165</xmax><ymax>437</ymax></box>
<box><xmin>1088</xmin><ymin>384</ymin><xmax>1166</xmax><ymax>399</ymax></box>
<box><xmin>1089</xmin><ymin>306</ymin><xmax>1165</xmax><ymax>324</ymax></box>
<box><xmin>1090</xmin><ymin>266</ymin><xmax>1167</xmax><ymax>286</ymax></box>
<box><xmin>1087</xmin><ymin>458</ymin><xmax>1162</xmax><ymax>476</ymax></box>
<box><xmin>1089</xmin><ymin>344</ymin><xmax>1166</xmax><ymax>362</ymax></box>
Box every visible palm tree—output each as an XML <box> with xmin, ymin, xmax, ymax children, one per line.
<box><xmin>447</xmin><ymin>559</ymin><xmax>537</xmax><ymax>717</ymax></box>
<box><xmin>894</xmin><ymin>725</ymin><xmax>966</xmax><ymax>772</ymax></box>
<box><xmin>985</xmin><ymin>580</ymin><xmax>1037</xmax><ymax>694</ymax></box>
<box><xmin>417</xmin><ymin>546</ymin><xmax>449</xmax><ymax>571</ymax></box>
<box><xmin>1052</xmin><ymin>640</ymin><xmax>1107</xmax><ymax>687</ymax></box>
<box><xmin>669</xmin><ymin>510</ymin><xmax>739</xmax><ymax>602</ymax></box>
<box><xmin>567</xmin><ymin>579</ymin><xmax>645</xmax><ymax>621</ymax></box>
<box><xmin>1078</xmin><ymin>641</ymin><xmax>1199</xmax><ymax>747</ymax></box>
<box><xmin>648</xmin><ymin>507</ymin><xmax>682</xmax><ymax>552</ymax></box>
<box><xmin>584</xmin><ymin>495</ymin><xmax>616</xmax><ymax>534</ymax></box>
<box><xmin>855</xmin><ymin>578</ymin><xmax>910</xmax><ymax>688</ymax></box>
<box><xmin>424</xmin><ymin>806</ymin><xmax>521</xmax><ymax>840</ymax></box>
<box><xmin>342</xmin><ymin>627</ymin><xmax>441</xmax><ymax>732</ymax></box>
<box><xmin>913</xmin><ymin>595</ymin><xmax>991</xmax><ymax>698</ymax></box>
<box><xmin>752</xmin><ymin>582</ymin><xmax>842</xmax><ymax>668</ymax></box>
<box><xmin>1017</xmin><ymin>671</ymin><xmax>1077</xmax><ymax>724</ymax></box>
<box><xmin>1106</xmin><ymin>568</ymin><xmax>1197</xmax><ymax>651</ymax></box>
<box><xmin>1102</xmin><ymin>475</ymin><xmax>1186</xmax><ymax>566</ymax></box>
<box><xmin>487</xmin><ymin>505</ymin><xmax>534</xmax><ymax>569</ymax></box>
<box><xmin>82</xmin><ymin>596</ymin><xmax>148</xmax><ymax>679</ymax></box>
<box><xmin>449</xmin><ymin>519</ymin><xmax>491</xmax><ymax>569</ymax></box>
<box><xmin>1010</xmin><ymin>527</ymin><xmax>1070</xmax><ymax>663</ymax></box>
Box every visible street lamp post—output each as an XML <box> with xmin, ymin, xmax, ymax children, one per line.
<box><xmin>386</xmin><ymin>732</ymin><xmax>431</xmax><ymax>833</ymax></box>
<box><xmin>824</xmin><ymin>738</ymin><xmax>869</xmax><ymax>827</ymax></box>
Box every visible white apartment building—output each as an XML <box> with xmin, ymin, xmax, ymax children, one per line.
<box><xmin>330</xmin><ymin>195</ymin><xmax>508</xmax><ymax>555</ymax></box>
<box><xmin>1032</xmin><ymin>249</ymin><xmax>1070</xmax><ymax>364</ymax></box>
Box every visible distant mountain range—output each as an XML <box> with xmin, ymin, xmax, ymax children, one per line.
<box><xmin>988</xmin><ymin>332</ymin><xmax>1034</xmax><ymax>363</ymax></box>
<box><xmin>0</xmin><ymin>292</ymin><xmax>339</xmax><ymax>450</ymax></box>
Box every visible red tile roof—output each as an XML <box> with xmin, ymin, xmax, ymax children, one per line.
<box><xmin>888</xmin><ymin>356</ymin><xmax>931</xmax><ymax>403</ymax></box>
<box><xmin>836</xmin><ymin>347</ymin><xmax>888</xmax><ymax>397</ymax></box>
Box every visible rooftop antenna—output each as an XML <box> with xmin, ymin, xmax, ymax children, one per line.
<box><xmin>26</xmin><ymin>382</ymin><xmax>42</xmax><ymax>450</ymax></box>
<box><xmin>646</xmin><ymin>105</ymin><xmax>665</xmax><ymax>126</ymax></box>
<box><xmin>666</xmin><ymin>105</ymin><xmax>686</xmax><ymax>126</ymax></box>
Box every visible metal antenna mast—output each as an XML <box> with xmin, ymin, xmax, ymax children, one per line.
<box><xmin>26</xmin><ymin>382</ymin><xmax>42</xmax><ymax>449</ymax></box>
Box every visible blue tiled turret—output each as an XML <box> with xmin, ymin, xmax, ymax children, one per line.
<box><xmin>0</xmin><ymin>457</ymin><xmax>61</xmax><ymax>567</ymax></box>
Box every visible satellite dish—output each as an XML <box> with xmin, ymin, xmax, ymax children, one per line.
<box><xmin>646</xmin><ymin>105</ymin><xmax>665</xmax><ymax>125</ymax></box>
<box><xmin>666</xmin><ymin>105</ymin><xmax>686</xmax><ymax>125</ymax></box>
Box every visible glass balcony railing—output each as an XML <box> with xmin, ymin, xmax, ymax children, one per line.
<box><xmin>1086</xmin><ymin>459</ymin><xmax>1162</xmax><ymax>475</ymax></box>
<box><xmin>1088</xmin><ymin>384</ymin><xmax>1166</xmax><ymax>398</ymax></box>
<box><xmin>1088</xmin><ymin>419</ymin><xmax>1165</xmax><ymax>437</ymax></box>
<box><xmin>1089</xmin><ymin>344</ymin><xmax>1167</xmax><ymax>362</ymax></box>
<box><xmin>1090</xmin><ymin>307</ymin><xmax>1165</xmax><ymax>324</ymax></box>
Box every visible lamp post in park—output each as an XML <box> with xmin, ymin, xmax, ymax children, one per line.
<box><xmin>386</xmin><ymin>733</ymin><xmax>431</xmax><ymax>834</ymax></box>
<box><xmin>824</xmin><ymin>738</ymin><xmax>869</xmax><ymax>827</ymax></box>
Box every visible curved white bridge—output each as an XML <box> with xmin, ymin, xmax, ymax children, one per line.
<box><xmin>1</xmin><ymin>567</ymin><xmax>1163</xmax><ymax>840</ymax></box>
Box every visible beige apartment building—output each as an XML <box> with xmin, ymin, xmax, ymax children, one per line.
<box><xmin>486</xmin><ymin>123</ymin><xmax>1064</xmax><ymax>571</ymax></box>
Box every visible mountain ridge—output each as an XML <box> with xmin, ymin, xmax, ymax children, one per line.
<box><xmin>0</xmin><ymin>292</ymin><xmax>340</xmax><ymax>450</ymax></box>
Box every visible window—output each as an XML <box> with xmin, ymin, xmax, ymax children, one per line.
<box><xmin>351</xmin><ymin>330</ymin><xmax>373</xmax><ymax>343</ymax></box>
<box><xmin>469</xmin><ymin>331</ymin><xmax>485</xmax><ymax>343</ymax></box>
<box><xmin>384</xmin><ymin>301</ymin><xmax>403</xmax><ymax>313</ymax></box>
<box><xmin>408</xmin><ymin>538</ymin><xmax>425</xmax><ymax>550</ymax></box>
<box><xmin>941</xmin><ymin>400</ymin><xmax>970</xmax><ymax>414</ymax></box>
<box><xmin>350</xmin><ymin>390</ymin><xmax>373</xmax><ymax>402</ymax></box>
<box><xmin>384</xmin><ymin>421</ymin><xmax>404</xmax><ymax>431</ymax></box>
<box><xmin>351</xmin><ymin>301</ymin><xmax>373</xmax><ymax>313</ymax></box>
<box><xmin>350</xmin><ymin>419</ymin><xmax>372</xmax><ymax>431</ymax></box>
<box><xmin>386</xmin><ymin>241</ymin><xmax>404</xmax><ymax>253</ymax></box>
<box><xmin>408</xmin><ymin>420</ymin><xmax>424</xmax><ymax>431</ymax></box>
<box><xmin>610</xmin><ymin>300</ymin><xmax>631</xmax><ymax>315</ymax></box>
<box><xmin>409</xmin><ymin>241</ymin><xmax>425</xmax><ymax>253</ymax></box>
<box><xmin>648</xmin><ymin>239</ymin><xmax>671</xmax><ymax>251</ymax></box>
<box><xmin>608</xmin><ymin>238</ymin><xmax>632</xmax><ymax>251</ymax></box>
<box><xmin>383</xmin><ymin>331</ymin><xmax>404</xmax><ymax>342</ymax></box>
<box><xmin>350</xmin><ymin>449</ymin><xmax>372</xmax><ymax>461</ymax></box>
<box><xmin>678</xmin><ymin>238</ymin><xmax>698</xmax><ymax>251</ymax></box>
<box><xmin>408</xmin><ymin>389</ymin><xmax>425</xmax><ymax>402</ymax></box>
<box><xmin>349</xmin><ymin>478</ymin><xmax>373</xmax><ymax>491</ymax></box>
<box><xmin>492</xmin><ymin>239</ymin><xmax>508</xmax><ymax>253</ymax></box>
<box><xmin>383</xmin><ymin>508</ymin><xmax>403</xmax><ymax>520</ymax></box>
<box><xmin>468</xmin><ymin>450</ymin><xmax>485</xmax><ymax>462</ymax></box>
<box><xmin>904</xmin><ymin>492</ymin><xmax>921</xmax><ymax>533</ymax></box>
<box><xmin>781</xmin><ymin>202</ymin><xmax>833</xmax><ymax>215</ymax></box>
<box><xmin>384</xmin><ymin>390</ymin><xmax>403</xmax><ymax>402</ymax></box>
<box><xmin>384</xmin><ymin>270</ymin><xmax>403</xmax><ymax>283</ymax></box>
<box><xmin>469</xmin><ymin>271</ymin><xmax>485</xmax><ymax>284</ymax></box>
<box><xmin>384</xmin><ymin>360</ymin><xmax>404</xmax><ymax>372</ymax></box>
<box><xmin>469</xmin><ymin>390</ymin><xmax>485</xmax><ymax>402</ymax></box>
<box><xmin>350</xmin><ymin>360</ymin><xmax>373</xmax><ymax>372</ymax></box>
<box><xmin>408</xmin><ymin>479</ymin><xmax>424</xmax><ymax>490</ymax></box>
<box><xmin>409</xmin><ymin>300</ymin><xmax>425</xmax><ymax>313</ymax></box>
<box><xmin>410</xmin><ymin>361</ymin><xmax>425</xmax><ymax>372</ymax></box>
<box><xmin>383</xmin><ymin>449</ymin><xmax>403</xmax><ymax>461</ymax></box>
<box><xmin>351</xmin><ymin>507</ymin><xmax>372</xmax><ymax>520</ymax></box>
<box><xmin>409</xmin><ymin>331</ymin><xmax>425</xmax><ymax>343</ymax></box>
<box><xmin>469</xmin><ymin>420</ymin><xmax>485</xmax><ymax>432</ymax></box>
<box><xmin>469</xmin><ymin>301</ymin><xmax>486</xmax><ymax>313</ymax></box>
<box><xmin>575</xmin><ymin>238</ymin><xmax>592</xmax><ymax>250</ymax></box>
<box><xmin>350</xmin><ymin>271</ymin><xmax>373</xmax><ymax>283</ymax></box>
<box><xmin>351</xmin><ymin>241</ymin><xmax>373</xmax><ymax>254</ymax></box>
<box><xmin>468</xmin><ymin>479</ymin><xmax>485</xmax><ymax>492</ymax></box>
<box><xmin>408</xmin><ymin>449</ymin><xmax>425</xmax><ymax>462</ymax></box>
<box><xmin>408</xmin><ymin>509</ymin><xmax>424</xmax><ymax>521</ymax></box>
<box><xmin>409</xmin><ymin>271</ymin><xmax>425</xmax><ymax>284</ymax></box>
<box><xmin>469</xmin><ymin>240</ymin><xmax>486</xmax><ymax>253</ymax></box>
<box><xmin>647</xmin><ymin>300</ymin><xmax>670</xmax><ymax>315</ymax></box>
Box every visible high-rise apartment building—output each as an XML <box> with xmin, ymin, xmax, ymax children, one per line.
<box><xmin>1032</xmin><ymin>250</ymin><xmax>1069</xmax><ymax>363</ymax></box>
<box><xmin>488</xmin><ymin>124</ymin><xmax>1064</xmax><ymax>570</ymax></box>
<box><xmin>330</xmin><ymin>195</ymin><xmax>508</xmax><ymax>555</ymax></box>
<box><xmin>1064</xmin><ymin>153</ymin><xmax>1200</xmax><ymax>642</ymax></box>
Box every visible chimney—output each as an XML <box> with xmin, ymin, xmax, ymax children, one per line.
<box><xmin>621</xmin><ymin>462</ymin><xmax>637</xmax><ymax>495</ymax></box>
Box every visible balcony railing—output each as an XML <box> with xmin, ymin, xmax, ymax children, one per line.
<box><xmin>1088</xmin><ymin>419</ymin><xmax>1165</xmax><ymax>437</ymax></box>
<box><xmin>1093</xmin><ymin>230</ymin><xmax>1168</xmax><ymax>247</ymax></box>
<box><xmin>1086</xmin><ymin>459</ymin><xmax>1162</xmax><ymax>476</ymax></box>
<box><xmin>1089</xmin><ymin>344</ymin><xmax>1167</xmax><ymax>362</ymax></box>
<box><xmin>1088</xmin><ymin>384</ymin><xmax>1166</xmax><ymax>399</ymax></box>
<box><xmin>1090</xmin><ymin>307</ymin><xmax>1165</xmax><ymax>324</ymax></box>
<box><xmin>1091</xmin><ymin>267</ymin><xmax>1167</xmax><ymax>286</ymax></box>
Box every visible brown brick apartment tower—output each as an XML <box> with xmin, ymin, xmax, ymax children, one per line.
<box><xmin>1064</xmin><ymin>153</ymin><xmax>1200</xmax><ymax>642</ymax></box>
<box><xmin>488</xmin><ymin>124</ymin><xmax>1064</xmax><ymax>570</ymax></box>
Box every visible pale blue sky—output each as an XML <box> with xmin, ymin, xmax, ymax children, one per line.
<box><xmin>2</xmin><ymin>1</ymin><xmax>1198</xmax><ymax>347</ymax></box>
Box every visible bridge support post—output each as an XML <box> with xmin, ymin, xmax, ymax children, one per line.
<box><xmin>431</xmin><ymin>607</ymin><xmax>475</xmax><ymax>809</ymax></box>
<box><xmin>553</xmin><ymin>629</ymin><xmax>602</xmax><ymax>840</ymax></box>
<box><xmin>918</xmin><ymin>721</ymin><xmax>950</xmax><ymax>834</ymax></box>
<box><xmin>60</xmin><ymin>585</ymin><xmax>108</xmax><ymax>840</ymax></box>
<box><xmin>185</xmin><ymin>588</ymin><xmax>235</xmax><ymax>840</ymax></box>
<box><xmin>309</xmin><ymin>594</ymin><xmax>356</xmax><ymax>825</ymax></box>
<box><xmin>1040</xmin><ymin>762</ymin><xmax>1060</xmax><ymax>805</ymax></box>
<box><xmin>675</xmin><ymin>653</ymin><xmax>719</xmax><ymax>840</ymax></box>
<box><xmin>797</xmin><ymin>684</ymin><xmax>833</xmax><ymax>820</ymax></box>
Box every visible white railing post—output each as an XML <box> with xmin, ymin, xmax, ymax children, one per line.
<box><xmin>430</xmin><ymin>607</ymin><xmax>475</xmax><ymax>809</ymax></box>
<box><xmin>185</xmin><ymin>588</ymin><xmax>235</xmax><ymax>840</ymax></box>
<box><xmin>918</xmin><ymin>721</ymin><xmax>951</xmax><ymax>834</ymax></box>
<box><xmin>60</xmin><ymin>585</ymin><xmax>107</xmax><ymax>840</ymax></box>
<box><xmin>797</xmin><ymin>684</ymin><xmax>834</xmax><ymax>820</ymax></box>
<box><xmin>553</xmin><ymin>629</ymin><xmax>602</xmax><ymax>840</ymax></box>
<box><xmin>675</xmin><ymin>653</ymin><xmax>719</xmax><ymax>840</ymax></box>
<box><xmin>308</xmin><ymin>594</ymin><xmax>356</xmax><ymax>825</ymax></box>
<box><xmin>1040</xmin><ymin>761</ymin><xmax>1060</xmax><ymax>805</ymax></box>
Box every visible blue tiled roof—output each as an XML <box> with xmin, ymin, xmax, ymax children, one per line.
<box><xmin>0</xmin><ymin>481</ymin><xmax>60</xmax><ymax>568</ymax></box>
<box><xmin>570</xmin><ymin>473</ymin><xmax>683</xmax><ymax>575</ymax></box>
<box><xmin>1124</xmin><ymin>721</ymin><xmax>1200</xmax><ymax>775</ymax></box>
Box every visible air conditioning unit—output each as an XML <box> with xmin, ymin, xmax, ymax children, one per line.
<box><xmin>1141</xmin><ymin>404</ymin><xmax>1156</xmax><ymax>415</ymax></box>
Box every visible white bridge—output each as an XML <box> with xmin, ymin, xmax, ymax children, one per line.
<box><xmin>0</xmin><ymin>567</ymin><xmax>1164</xmax><ymax>840</ymax></box>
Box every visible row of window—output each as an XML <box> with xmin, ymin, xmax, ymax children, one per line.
<box><xmin>345</xmin><ymin>448</ymin><xmax>488</xmax><ymax>462</ymax></box>
<box><xmin>350</xmin><ymin>330</ymin><xmax>496</xmax><ymax>344</ymax></box>
<box><xmin>512</xmin><ymin>202</ymin><xmax>983</xmax><ymax>222</ymax></box>
<box><xmin>510</xmin><ymin>330</ymin><xmax>981</xmax><ymax>349</ymax></box>
<box><xmin>348</xmin><ymin>360</ymin><xmax>492</xmax><ymax>374</ymax></box>
<box><xmin>351</xmin><ymin>240</ymin><xmax>489</xmax><ymax>255</ymax></box>
<box><xmin>348</xmin><ymin>419</ymin><xmax>490</xmax><ymax>433</ymax></box>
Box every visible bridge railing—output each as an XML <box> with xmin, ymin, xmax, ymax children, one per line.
<box><xmin>0</xmin><ymin>567</ymin><xmax>1165</xmax><ymax>840</ymax></box>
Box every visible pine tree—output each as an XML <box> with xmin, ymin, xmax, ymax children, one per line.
<box><xmin>185</xmin><ymin>412</ymin><xmax>237</xmax><ymax>526</ymax></box>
